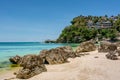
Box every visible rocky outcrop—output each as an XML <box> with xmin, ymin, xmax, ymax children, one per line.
<box><xmin>75</xmin><ymin>41</ymin><xmax>96</xmax><ymax>53</ymax></box>
<box><xmin>9</xmin><ymin>55</ymin><xmax>21</xmax><ymax>64</ymax></box>
<box><xmin>117</xmin><ymin>49</ymin><xmax>120</xmax><ymax>56</ymax></box>
<box><xmin>59</xmin><ymin>46</ymin><xmax>76</xmax><ymax>58</ymax></box>
<box><xmin>107</xmin><ymin>44</ymin><xmax>117</xmax><ymax>51</ymax></box>
<box><xmin>105</xmin><ymin>44</ymin><xmax>118</xmax><ymax>60</ymax></box>
<box><xmin>39</xmin><ymin>46</ymin><xmax>76</xmax><ymax>64</ymax></box>
<box><xmin>98</xmin><ymin>41</ymin><xmax>111</xmax><ymax>53</ymax></box>
<box><xmin>16</xmin><ymin>54</ymin><xmax>47</xmax><ymax>79</ymax></box>
<box><xmin>106</xmin><ymin>52</ymin><xmax>118</xmax><ymax>60</ymax></box>
<box><xmin>115</xmin><ymin>42</ymin><xmax>120</xmax><ymax>47</ymax></box>
<box><xmin>9</xmin><ymin>46</ymin><xmax>77</xmax><ymax>79</ymax></box>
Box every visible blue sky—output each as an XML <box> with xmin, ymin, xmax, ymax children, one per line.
<box><xmin>0</xmin><ymin>0</ymin><xmax>120</xmax><ymax>42</ymax></box>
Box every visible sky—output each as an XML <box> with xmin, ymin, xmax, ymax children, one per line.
<box><xmin>0</xmin><ymin>0</ymin><xmax>120</xmax><ymax>42</ymax></box>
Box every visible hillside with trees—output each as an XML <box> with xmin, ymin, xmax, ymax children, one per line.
<box><xmin>57</xmin><ymin>14</ymin><xmax>120</xmax><ymax>43</ymax></box>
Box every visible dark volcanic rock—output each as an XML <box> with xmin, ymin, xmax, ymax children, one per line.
<box><xmin>39</xmin><ymin>46</ymin><xmax>76</xmax><ymax>65</ymax></box>
<box><xmin>9</xmin><ymin>55</ymin><xmax>21</xmax><ymax>64</ymax></box>
<box><xmin>16</xmin><ymin>54</ymin><xmax>47</xmax><ymax>79</ymax></box>
<box><xmin>75</xmin><ymin>41</ymin><xmax>96</xmax><ymax>53</ymax></box>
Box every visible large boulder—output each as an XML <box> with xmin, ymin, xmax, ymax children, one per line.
<box><xmin>106</xmin><ymin>52</ymin><xmax>118</xmax><ymax>60</ymax></box>
<box><xmin>105</xmin><ymin>44</ymin><xmax>118</xmax><ymax>60</ymax></box>
<box><xmin>75</xmin><ymin>41</ymin><xmax>96</xmax><ymax>53</ymax></box>
<box><xmin>57</xmin><ymin>46</ymin><xmax>76</xmax><ymax>58</ymax></box>
<box><xmin>16</xmin><ymin>54</ymin><xmax>47</xmax><ymax>79</ymax></box>
<box><xmin>39</xmin><ymin>46</ymin><xmax>76</xmax><ymax>65</ymax></box>
<box><xmin>115</xmin><ymin>42</ymin><xmax>120</xmax><ymax>47</ymax></box>
<box><xmin>9</xmin><ymin>55</ymin><xmax>21</xmax><ymax>64</ymax></box>
<box><xmin>108</xmin><ymin>44</ymin><xmax>117</xmax><ymax>51</ymax></box>
<box><xmin>117</xmin><ymin>49</ymin><xmax>120</xmax><ymax>56</ymax></box>
<box><xmin>98</xmin><ymin>41</ymin><xmax>111</xmax><ymax>53</ymax></box>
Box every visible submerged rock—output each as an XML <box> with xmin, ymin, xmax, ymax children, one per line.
<box><xmin>16</xmin><ymin>54</ymin><xmax>47</xmax><ymax>79</ymax></box>
<box><xmin>75</xmin><ymin>41</ymin><xmax>96</xmax><ymax>53</ymax></box>
<box><xmin>39</xmin><ymin>46</ymin><xmax>76</xmax><ymax>64</ymax></box>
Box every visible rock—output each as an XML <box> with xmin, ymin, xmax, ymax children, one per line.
<box><xmin>106</xmin><ymin>53</ymin><xmax>118</xmax><ymax>60</ymax></box>
<box><xmin>14</xmin><ymin>72</ymin><xmax>17</xmax><ymax>75</ymax></box>
<box><xmin>105</xmin><ymin>44</ymin><xmax>118</xmax><ymax>60</ymax></box>
<box><xmin>39</xmin><ymin>46</ymin><xmax>76</xmax><ymax>65</ymax></box>
<box><xmin>39</xmin><ymin>50</ymin><xmax>48</xmax><ymax>64</ymax></box>
<box><xmin>94</xmin><ymin>56</ymin><xmax>99</xmax><ymax>58</ymax></box>
<box><xmin>98</xmin><ymin>41</ymin><xmax>111</xmax><ymax>53</ymax></box>
<box><xmin>57</xmin><ymin>46</ymin><xmax>76</xmax><ymax>58</ymax></box>
<box><xmin>75</xmin><ymin>41</ymin><xmax>96</xmax><ymax>53</ymax></box>
<box><xmin>9</xmin><ymin>55</ymin><xmax>21</xmax><ymax>64</ymax></box>
<box><xmin>16</xmin><ymin>54</ymin><xmax>47</xmax><ymax>79</ymax></box>
<box><xmin>44</xmin><ymin>40</ymin><xmax>56</xmax><ymax>43</ymax></box>
<box><xmin>116</xmin><ymin>49</ymin><xmax>120</xmax><ymax>56</ymax></box>
<box><xmin>108</xmin><ymin>44</ymin><xmax>117</xmax><ymax>51</ymax></box>
<box><xmin>115</xmin><ymin>42</ymin><xmax>120</xmax><ymax>47</ymax></box>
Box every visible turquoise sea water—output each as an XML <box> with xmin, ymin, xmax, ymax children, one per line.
<box><xmin>0</xmin><ymin>42</ymin><xmax>66</xmax><ymax>69</ymax></box>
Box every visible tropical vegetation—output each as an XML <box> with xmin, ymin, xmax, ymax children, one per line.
<box><xmin>57</xmin><ymin>14</ymin><xmax>120</xmax><ymax>43</ymax></box>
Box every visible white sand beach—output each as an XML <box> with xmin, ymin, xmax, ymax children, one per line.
<box><xmin>1</xmin><ymin>50</ymin><xmax>120</xmax><ymax>80</ymax></box>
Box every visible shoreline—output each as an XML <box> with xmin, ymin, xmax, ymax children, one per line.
<box><xmin>1</xmin><ymin>50</ymin><xmax>120</xmax><ymax>80</ymax></box>
<box><xmin>0</xmin><ymin>43</ymin><xmax>78</xmax><ymax>79</ymax></box>
<box><xmin>0</xmin><ymin>43</ymin><xmax>78</xmax><ymax>71</ymax></box>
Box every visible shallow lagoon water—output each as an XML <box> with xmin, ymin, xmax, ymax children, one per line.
<box><xmin>0</xmin><ymin>42</ymin><xmax>67</xmax><ymax>69</ymax></box>
<box><xmin>0</xmin><ymin>42</ymin><xmax>79</xmax><ymax>70</ymax></box>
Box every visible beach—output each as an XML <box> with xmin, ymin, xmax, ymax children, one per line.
<box><xmin>1</xmin><ymin>50</ymin><xmax>120</xmax><ymax>80</ymax></box>
<box><xmin>0</xmin><ymin>0</ymin><xmax>120</xmax><ymax>80</ymax></box>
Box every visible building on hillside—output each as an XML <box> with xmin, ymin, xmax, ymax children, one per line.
<box><xmin>87</xmin><ymin>21</ymin><xmax>112</xmax><ymax>29</ymax></box>
<box><xmin>100</xmin><ymin>21</ymin><xmax>112</xmax><ymax>28</ymax></box>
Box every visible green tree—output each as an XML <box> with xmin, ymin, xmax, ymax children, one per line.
<box><xmin>114</xmin><ymin>18</ymin><xmax>120</xmax><ymax>32</ymax></box>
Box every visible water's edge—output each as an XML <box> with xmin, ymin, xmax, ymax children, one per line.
<box><xmin>0</xmin><ymin>42</ymin><xmax>79</xmax><ymax>71</ymax></box>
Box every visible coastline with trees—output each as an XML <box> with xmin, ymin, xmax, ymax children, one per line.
<box><xmin>56</xmin><ymin>14</ymin><xmax>120</xmax><ymax>43</ymax></box>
